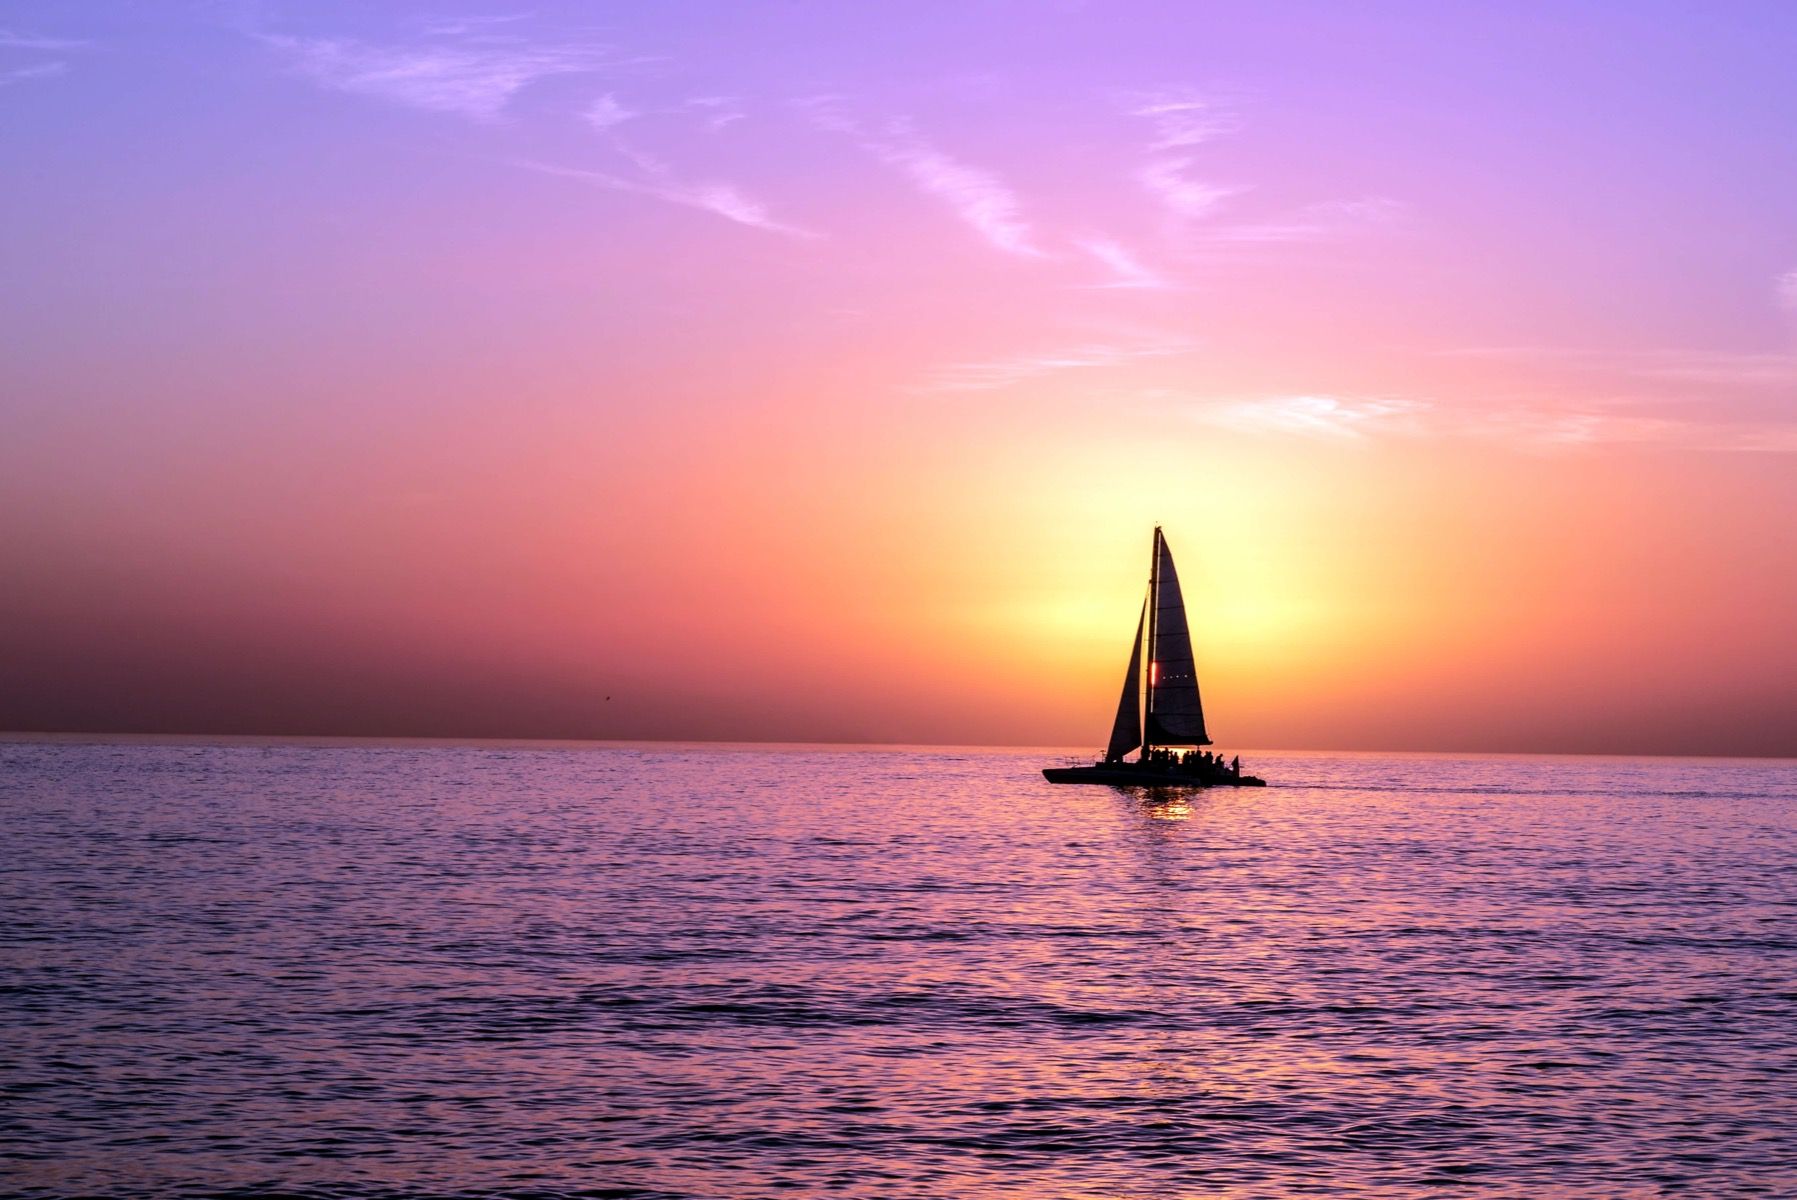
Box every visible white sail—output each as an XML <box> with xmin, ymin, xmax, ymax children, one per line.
<box><xmin>1146</xmin><ymin>531</ymin><xmax>1211</xmax><ymax>746</ymax></box>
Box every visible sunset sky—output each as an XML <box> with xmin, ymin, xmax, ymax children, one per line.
<box><xmin>4</xmin><ymin>1</ymin><xmax>1795</xmax><ymax>755</ymax></box>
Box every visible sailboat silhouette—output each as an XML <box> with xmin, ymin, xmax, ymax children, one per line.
<box><xmin>1044</xmin><ymin>527</ymin><xmax>1265</xmax><ymax>788</ymax></box>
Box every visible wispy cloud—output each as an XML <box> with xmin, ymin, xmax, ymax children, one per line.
<box><xmin>1191</xmin><ymin>394</ymin><xmax>1427</xmax><ymax>438</ymax></box>
<box><xmin>1128</xmin><ymin>90</ymin><xmax>1243</xmax><ymax>225</ymax></box>
<box><xmin>875</xmin><ymin>136</ymin><xmax>1042</xmax><ymax>257</ymax></box>
<box><xmin>0</xmin><ymin>30</ymin><xmax>87</xmax><ymax>51</ymax></box>
<box><xmin>1126</xmin><ymin>88</ymin><xmax>1242</xmax><ymax>151</ymax></box>
<box><xmin>1178</xmin><ymin>392</ymin><xmax>1797</xmax><ymax>452</ymax></box>
<box><xmin>1632</xmin><ymin>355</ymin><xmax>1797</xmax><ymax>387</ymax></box>
<box><xmin>519</xmin><ymin>157</ymin><xmax>818</xmax><ymax>239</ymax></box>
<box><xmin>584</xmin><ymin>92</ymin><xmax>744</xmax><ymax>134</ymax></box>
<box><xmin>1463</xmin><ymin>407</ymin><xmax>1797</xmax><ymax>453</ymax></box>
<box><xmin>1077</xmin><ymin>239</ymin><xmax>1178</xmax><ymax>290</ymax></box>
<box><xmin>0</xmin><ymin>27</ymin><xmax>85</xmax><ymax>86</ymax></box>
<box><xmin>1126</xmin><ymin>90</ymin><xmax>1407</xmax><ymax>249</ymax></box>
<box><xmin>1203</xmin><ymin>197</ymin><xmax>1409</xmax><ymax>244</ymax></box>
<box><xmin>0</xmin><ymin>60</ymin><xmax>66</xmax><ymax>85</ymax></box>
<box><xmin>418</xmin><ymin>15</ymin><xmax>532</xmax><ymax>39</ymax></box>
<box><xmin>584</xmin><ymin>92</ymin><xmax>635</xmax><ymax>130</ymax></box>
<box><xmin>1439</xmin><ymin>345</ymin><xmax>1797</xmax><ymax>388</ymax></box>
<box><xmin>921</xmin><ymin>335</ymin><xmax>1195</xmax><ymax>392</ymax></box>
<box><xmin>1139</xmin><ymin>157</ymin><xmax>1240</xmax><ymax>221</ymax></box>
<box><xmin>790</xmin><ymin>93</ymin><xmax>855</xmax><ymax>134</ymax></box>
<box><xmin>797</xmin><ymin>102</ymin><xmax>1042</xmax><ymax>258</ymax></box>
<box><xmin>262</xmin><ymin>32</ymin><xmax>629</xmax><ymax>122</ymax></box>
<box><xmin>686</xmin><ymin>95</ymin><xmax>745</xmax><ymax>131</ymax></box>
<box><xmin>1778</xmin><ymin>269</ymin><xmax>1797</xmax><ymax>314</ymax></box>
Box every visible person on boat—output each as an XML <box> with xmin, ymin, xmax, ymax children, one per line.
<box><xmin>1231</xmin><ymin>755</ymin><xmax>1240</xmax><ymax>777</ymax></box>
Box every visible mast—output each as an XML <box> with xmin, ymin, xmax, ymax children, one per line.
<box><xmin>1144</xmin><ymin>525</ymin><xmax>1160</xmax><ymax>758</ymax></box>
<box><xmin>1143</xmin><ymin>528</ymin><xmax>1211</xmax><ymax>748</ymax></box>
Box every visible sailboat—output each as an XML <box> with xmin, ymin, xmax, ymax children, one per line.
<box><xmin>1043</xmin><ymin>527</ymin><xmax>1265</xmax><ymax>788</ymax></box>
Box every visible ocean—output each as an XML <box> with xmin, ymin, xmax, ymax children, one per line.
<box><xmin>2</xmin><ymin>740</ymin><xmax>1793</xmax><ymax>1198</ymax></box>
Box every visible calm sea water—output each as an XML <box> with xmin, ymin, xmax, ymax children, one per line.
<box><xmin>2</xmin><ymin>740</ymin><xmax>1794</xmax><ymax>1198</ymax></box>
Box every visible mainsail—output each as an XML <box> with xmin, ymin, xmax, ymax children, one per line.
<box><xmin>1104</xmin><ymin>601</ymin><xmax>1146</xmax><ymax>762</ymax></box>
<box><xmin>1145</xmin><ymin>530</ymin><xmax>1211</xmax><ymax>747</ymax></box>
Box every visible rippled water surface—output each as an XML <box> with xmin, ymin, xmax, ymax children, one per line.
<box><xmin>3</xmin><ymin>741</ymin><xmax>1795</xmax><ymax>1198</ymax></box>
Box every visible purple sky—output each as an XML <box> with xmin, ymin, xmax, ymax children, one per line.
<box><xmin>3</xmin><ymin>2</ymin><xmax>1796</xmax><ymax>753</ymax></box>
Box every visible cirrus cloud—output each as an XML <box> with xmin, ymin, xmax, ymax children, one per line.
<box><xmin>261</xmin><ymin>31</ymin><xmax>635</xmax><ymax>122</ymax></box>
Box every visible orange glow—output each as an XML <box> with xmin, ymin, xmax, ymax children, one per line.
<box><xmin>2</xmin><ymin>5</ymin><xmax>1794</xmax><ymax>755</ymax></box>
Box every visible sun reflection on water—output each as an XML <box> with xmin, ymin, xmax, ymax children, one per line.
<box><xmin>1145</xmin><ymin>796</ymin><xmax>1193</xmax><ymax>821</ymax></box>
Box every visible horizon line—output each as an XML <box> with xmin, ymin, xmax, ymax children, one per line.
<box><xmin>3</xmin><ymin>729</ymin><xmax>1792</xmax><ymax>764</ymax></box>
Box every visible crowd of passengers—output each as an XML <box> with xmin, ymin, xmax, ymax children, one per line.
<box><xmin>1143</xmin><ymin>747</ymin><xmax>1242</xmax><ymax>777</ymax></box>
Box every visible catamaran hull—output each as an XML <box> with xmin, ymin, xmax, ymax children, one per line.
<box><xmin>1042</xmin><ymin>765</ymin><xmax>1266</xmax><ymax>788</ymax></box>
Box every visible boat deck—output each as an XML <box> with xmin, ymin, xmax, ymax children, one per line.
<box><xmin>1043</xmin><ymin>764</ymin><xmax>1266</xmax><ymax>788</ymax></box>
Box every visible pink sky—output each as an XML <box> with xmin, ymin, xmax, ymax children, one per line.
<box><xmin>3</xmin><ymin>2</ymin><xmax>1795</xmax><ymax>754</ymax></box>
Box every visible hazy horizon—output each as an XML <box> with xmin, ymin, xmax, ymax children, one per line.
<box><xmin>4</xmin><ymin>730</ymin><xmax>1795</xmax><ymax>766</ymax></box>
<box><xmin>5</xmin><ymin>1</ymin><xmax>1796</xmax><ymax>757</ymax></box>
